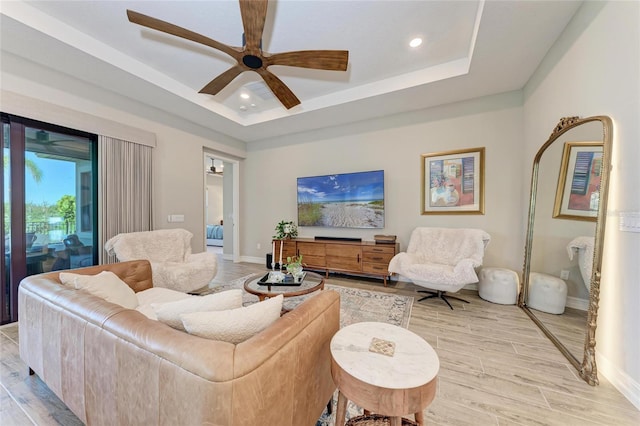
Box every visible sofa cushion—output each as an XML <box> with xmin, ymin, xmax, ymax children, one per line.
<box><xmin>180</xmin><ymin>294</ymin><xmax>283</xmax><ymax>344</ymax></box>
<box><xmin>152</xmin><ymin>289</ymin><xmax>243</xmax><ymax>330</ymax></box>
<box><xmin>59</xmin><ymin>271</ymin><xmax>139</xmax><ymax>309</ymax></box>
<box><xmin>137</xmin><ymin>287</ymin><xmax>192</xmax><ymax>305</ymax></box>
<box><xmin>135</xmin><ymin>287</ymin><xmax>192</xmax><ymax>320</ymax></box>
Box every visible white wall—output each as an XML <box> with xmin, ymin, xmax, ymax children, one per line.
<box><xmin>242</xmin><ymin>91</ymin><xmax>526</xmax><ymax>272</ymax></box>
<box><xmin>523</xmin><ymin>0</ymin><xmax>640</xmax><ymax>408</ymax></box>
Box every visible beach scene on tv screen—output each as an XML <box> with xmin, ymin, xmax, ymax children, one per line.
<box><xmin>297</xmin><ymin>170</ymin><xmax>384</xmax><ymax>228</ymax></box>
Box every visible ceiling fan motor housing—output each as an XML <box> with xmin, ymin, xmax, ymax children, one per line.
<box><xmin>242</xmin><ymin>55</ymin><xmax>263</xmax><ymax>69</ymax></box>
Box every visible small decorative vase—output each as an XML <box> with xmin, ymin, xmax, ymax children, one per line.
<box><xmin>287</xmin><ymin>264</ymin><xmax>303</xmax><ymax>281</ymax></box>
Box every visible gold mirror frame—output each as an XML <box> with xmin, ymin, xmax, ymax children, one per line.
<box><xmin>517</xmin><ymin>116</ymin><xmax>613</xmax><ymax>386</ymax></box>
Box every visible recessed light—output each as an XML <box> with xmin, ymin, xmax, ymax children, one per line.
<box><xmin>240</xmin><ymin>93</ymin><xmax>250</xmax><ymax>99</ymax></box>
<box><xmin>409</xmin><ymin>38</ymin><xmax>422</xmax><ymax>48</ymax></box>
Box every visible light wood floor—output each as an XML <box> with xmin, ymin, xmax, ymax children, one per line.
<box><xmin>1</xmin><ymin>257</ymin><xmax>639</xmax><ymax>425</ymax></box>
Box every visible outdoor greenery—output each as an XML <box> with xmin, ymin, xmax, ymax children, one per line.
<box><xmin>56</xmin><ymin>195</ymin><xmax>76</xmax><ymax>234</ymax></box>
<box><xmin>3</xmin><ymin>195</ymin><xmax>76</xmax><ymax>235</ymax></box>
<box><xmin>3</xmin><ymin>155</ymin><xmax>76</xmax><ymax>236</ymax></box>
<box><xmin>3</xmin><ymin>156</ymin><xmax>43</xmax><ymax>183</ymax></box>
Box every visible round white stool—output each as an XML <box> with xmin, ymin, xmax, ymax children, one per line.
<box><xmin>528</xmin><ymin>272</ymin><xmax>567</xmax><ymax>314</ymax></box>
<box><xmin>478</xmin><ymin>267</ymin><xmax>520</xmax><ymax>304</ymax></box>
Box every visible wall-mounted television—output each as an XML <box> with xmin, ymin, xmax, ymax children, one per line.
<box><xmin>297</xmin><ymin>170</ymin><xmax>385</xmax><ymax>228</ymax></box>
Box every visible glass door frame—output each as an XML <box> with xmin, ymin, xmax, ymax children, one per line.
<box><xmin>1</xmin><ymin>113</ymin><xmax>98</xmax><ymax>324</ymax></box>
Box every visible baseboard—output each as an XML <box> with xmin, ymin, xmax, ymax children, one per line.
<box><xmin>239</xmin><ymin>255</ymin><xmax>264</xmax><ymax>264</ymax></box>
<box><xmin>464</xmin><ymin>283</ymin><xmax>478</xmax><ymax>291</ymax></box>
<box><xmin>596</xmin><ymin>350</ymin><xmax>640</xmax><ymax>411</ymax></box>
<box><xmin>566</xmin><ymin>296</ymin><xmax>589</xmax><ymax>311</ymax></box>
<box><xmin>222</xmin><ymin>254</ymin><xmax>234</xmax><ymax>261</ymax></box>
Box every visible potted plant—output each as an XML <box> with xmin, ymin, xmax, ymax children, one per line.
<box><xmin>273</xmin><ymin>220</ymin><xmax>298</xmax><ymax>239</ymax></box>
<box><xmin>284</xmin><ymin>254</ymin><xmax>305</xmax><ymax>280</ymax></box>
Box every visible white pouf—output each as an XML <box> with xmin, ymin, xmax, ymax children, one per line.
<box><xmin>478</xmin><ymin>267</ymin><xmax>520</xmax><ymax>305</ymax></box>
<box><xmin>528</xmin><ymin>272</ymin><xmax>567</xmax><ymax>314</ymax></box>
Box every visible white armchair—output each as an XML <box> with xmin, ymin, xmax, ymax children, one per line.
<box><xmin>388</xmin><ymin>227</ymin><xmax>491</xmax><ymax>309</ymax></box>
<box><xmin>104</xmin><ymin>229</ymin><xmax>218</xmax><ymax>293</ymax></box>
<box><xmin>567</xmin><ymin>236</ymin><xmax>594</xmax><ymax>291</ymax></box>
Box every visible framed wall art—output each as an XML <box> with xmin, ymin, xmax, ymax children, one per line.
<box><xmin>553</xmin><ymin>141</ymin><xmax>603</xmax><ymax>221</ymax></box>
<box><xmin>421</xmin><ymin>147</ymin><xmax>485</xmax><ymax>215</ymax></box>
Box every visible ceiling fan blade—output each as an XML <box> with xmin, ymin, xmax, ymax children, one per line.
<box><xmin>199</xmin><ymin>65</ymin><xmax>244</xmax><ymax>95</ymax></box>
<box><xmin>265</xmin><ymin>50</ymin><xmax>349</xmax><ymax>71</ymax></box>
<box><xmin>239</xmin><ymin>0</ymin><xmax>268</xmax><ymax>51</ymax></box>
<box><xmin>257</xmin><ymin>69</ymin><xmax>300</xmax><ymax>109</ymax></box>
<box><xmin>127</xmin><ymin>10</ymin><xmax>241</xmax><ymax>60</ymax></box>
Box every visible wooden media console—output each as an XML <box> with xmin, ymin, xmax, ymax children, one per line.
<box><xmin>273</xmin><ymin>238</ymin><xmax>400</xmax><ymax>286</ymax></box>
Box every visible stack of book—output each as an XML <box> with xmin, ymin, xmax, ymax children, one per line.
<box><xmin>374</xmin><ymin>235</ymin><xmax>397</xmax><ymax>244</ymax></box>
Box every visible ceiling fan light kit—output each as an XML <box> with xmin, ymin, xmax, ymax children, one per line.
<box><xmin>127</xmin><ymin>0</ymin><xmax>349</xmax><ymax>110</ymax></box>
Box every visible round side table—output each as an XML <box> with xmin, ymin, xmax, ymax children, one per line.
<box><xmin>330</xmin><ymin>322</ymin><xmax>439</xmax><ymax>426</ymax></box>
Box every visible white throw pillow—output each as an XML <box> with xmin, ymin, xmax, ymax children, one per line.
<box><xmin>59</xmin><ymin>271</ymin><xmax>138</xmax><ymax>309</ymax></box>
<box><xmin>180</xmin><ymin>294</ymin><xmax>283</xmax><ymax>344</ymax></box>
<box><xmin>136</xmin><ymin>287</ymin><xmax>192</xmax><ymax>306</ymax></box>
<box><xmin>135</xmin><ymin>287</ymin><xmax>193</xmax><ymax>321</ymax></box>
<box><xmin>152</xmin><ymin>289</ymin><xmax>243</xmax><ymax>330</ymax></box>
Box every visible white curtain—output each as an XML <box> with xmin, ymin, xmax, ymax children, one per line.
<box><xmin>98</xmin><ymin>135</ymin><xmax>153</xmax><ymax>263</ymax></box>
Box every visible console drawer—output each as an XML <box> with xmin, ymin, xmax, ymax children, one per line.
<box><xmin>361</xmin><ymin>251</ymin><xmax>394</xmax><ymax>264</ymax></box>
<box><xmin>362</xmin><ymin>262</ymin><xmax>390</xmax><ymax>274</ymax></box>
<box><xmin>362</xmin><ymin>245</ymin><xmax>396</xmax><ymax>255</ymax></box>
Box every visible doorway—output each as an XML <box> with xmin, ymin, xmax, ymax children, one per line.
<box><xmin>203</xmin><ymin>152</ymin><xmax>239</xmax><ymax>262</ymax></box>
<box><xmin>1</xmin><ymin>113</ymin><xmax>98</xmax><ymax>324</ymax></box>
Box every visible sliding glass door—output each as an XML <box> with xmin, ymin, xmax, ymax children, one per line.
<box><xmin>1</xmin><ymin>113</ymin><xmax>98</xmax><ymax>324</ymax></box>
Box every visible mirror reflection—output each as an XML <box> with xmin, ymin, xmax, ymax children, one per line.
<box><xmin>520</xmin><ymin>116</ymin><xmax>612</xmax><ymax>386</ymax></box>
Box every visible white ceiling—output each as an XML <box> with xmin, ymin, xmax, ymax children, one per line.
<box><xmin>0</xmin><ymin>0</ymin><xmax>582</xmax><ymax>143</ymax></box>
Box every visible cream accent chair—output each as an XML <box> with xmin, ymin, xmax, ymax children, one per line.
<box><xmin>567</xmin><ymin>236</ymin><xmax>595</xmax><ymax>291</ymax></box>
<box><xmin>389</xmin><ymin>227</ymin><xmax>491</xmax><ymax>309</ymax></box>
<box><xmin>105</xmin><ymin>228</ymin><xmax>217</xmax><ymax>292</ymax></box>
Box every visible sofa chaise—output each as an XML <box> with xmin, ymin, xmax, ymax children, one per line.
<box><xmin>18</xmin><ymin>260</ymin><xmax>340</xmax><ymax>425</ymax></box>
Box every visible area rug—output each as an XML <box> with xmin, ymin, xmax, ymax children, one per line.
<box><xmin>211</xmin><ymin>274</ymin><xmax>413</xmax><ymax>329</ymax></box>
<box><xmin>211</xmin><ymin>274</ymin><xmax>414</xmax><ymax>425</ymax></box>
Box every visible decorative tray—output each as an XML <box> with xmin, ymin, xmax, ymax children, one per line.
<box><xmin>257</xmin><ymin>272</ymin><xmax>306</xmax><ymax>286</ymax></box>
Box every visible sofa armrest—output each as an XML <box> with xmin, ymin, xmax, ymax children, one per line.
<box><xmin>234</xmin><ymin>290</ymin><xmax>340</xmax><ymax>375</ymax></box>
<box><xmin>232</xmin><ymin>289</ymin><xmax>340</xmax><ymax>425</ymax></box>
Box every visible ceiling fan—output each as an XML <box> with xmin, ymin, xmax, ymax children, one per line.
<box><xmin>26</xmin><ymin>130</ymin><xmax>90</xmax><ymax>159</ymax></box>
<box><xmin>127</xmin><ymin>0</ymin><xmax>349</xmax><ymax>109</ymax></box>
<box><xmin>207</xmin><ymin>158</ymin><xmax>224</xmax><ymax>176</ymax></box>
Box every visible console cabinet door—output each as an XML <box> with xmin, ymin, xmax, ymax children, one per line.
<box><xmin>297</xmin><ymin>242</ymin><xmax>326</xmax><ymax>267</ymax></box>
<box><xmin>273</xmin><ymin>240</ymin><xmax>297</xmax><ymax>264</ymax></box>
<box><xmin>326</xmin><ymin>244</ymin><xmax>362</xmax><ymax>272</ymax></box>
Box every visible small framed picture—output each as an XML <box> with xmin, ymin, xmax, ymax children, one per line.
<box><xmin>553</xmin><ymin>141</ymin><xmax>603</xmax><ymax>221</ymax></box>
<box><xmin>421</xmin><ymin>147</ymin><xmax>485</xmax><ymax>215</ymax></box>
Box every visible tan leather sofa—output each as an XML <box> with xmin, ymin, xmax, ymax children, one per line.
<box><xmin>19</xmin><ymin>260</ymin><xmax>340</xmax><ymax>426</ymax></box>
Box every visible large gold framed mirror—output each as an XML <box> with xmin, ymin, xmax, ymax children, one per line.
<box><xmin>518</xmin><ymin>116</ymin><xmax>613</xmax><ymax>385</ymax></box>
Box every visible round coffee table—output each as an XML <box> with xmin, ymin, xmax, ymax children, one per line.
<box><xmin>330</xmin><ymin>322</ymin><xmax>439</xmax><ymax>426</ymax></box>
<box><xmin>243</xmin><ymin>271</ymin><xmax>325</xmax><ymax>302</ymax></box>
